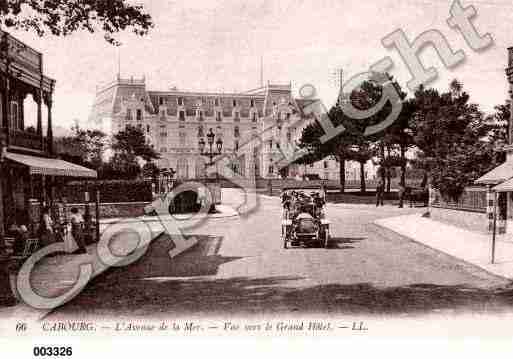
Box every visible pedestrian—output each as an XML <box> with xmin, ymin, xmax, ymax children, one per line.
<box><xmin>398</xmin><ymin>183</ymin><xmax>405</xmax><ymax>208</ymax></box>
<box><xmin>12</xmin><ymin>225</ymin><xmax>29</xmax><ymax>256</ymax></box>
<box><xmin>376</xmin><ymin>178</ymin><xmax>384</xmax><ymax>207</ymax></box>
<box><xmin>70</xmin><ymin>207</ymin><xmax>88</xmax><ymax>254</ymax></box>
<box><xmin>40</xmin><ymin>206</ymin><xmax>55</xmax><ymax>247</ymax></box>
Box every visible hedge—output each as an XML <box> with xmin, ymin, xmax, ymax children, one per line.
<box><xmin>62</xmin><ymin>180</ymin><xmax>153</xmax><ymax>203</ymax></box>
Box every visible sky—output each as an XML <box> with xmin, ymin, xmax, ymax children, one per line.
<box><xmin>7</xmin><ymin>0</ymin><xmax>513</xmax><ymax>131</ymax></box>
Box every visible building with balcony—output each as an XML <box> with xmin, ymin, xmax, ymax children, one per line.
<box><xmin>0</xmin><ymin>30</ymin><xmax>96</xmax><ymax>244</ymax></box>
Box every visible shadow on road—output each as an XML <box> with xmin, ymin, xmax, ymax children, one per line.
<box><xmin>325</xmin><ymin>237</ymin><xmax>366</xmax><ymax>250</ymax></box>
<box><xmin>52</xmin><ymin>276</ymin><xmax>513</xmax><ymax>318</ymax></box>
<box><xmin>46</xmin><ymin>231</ymin><xmax>513</xmax><ymax>318</ymax></box>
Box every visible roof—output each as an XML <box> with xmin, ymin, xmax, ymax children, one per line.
<box><xmin>493</xmin><ymin>177</ymin><xmax>513</xmax><ymax>192</ymax></box>
<box><xmin>5</xmin><ymin>152</ymin><xmax>97</xmax><ymax>178</ymax></box>
<box><xmin>475</xmin><ymin>160</ymin><xmax>513</xmax><ymax>185</ymax></box>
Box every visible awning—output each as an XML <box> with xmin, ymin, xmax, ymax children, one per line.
<box><xmin>475</xmin><ymin>160</ymin><xmax>513</xmax><ymax>185</ymax></box>
<box><xmin>493</xmin><ymin>177</ymin><xmax>513</xmax><ymax>192</ymax></box>
<box><xmin>5</xmin><ymin>152</ymin><xmax>97</xmax><ymax>178</ymax></box>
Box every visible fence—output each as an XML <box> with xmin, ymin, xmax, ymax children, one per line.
<box><xmin>431</xmin><ymin>186</ymin><xmax>487</xmax><ymax>213</ymax></box>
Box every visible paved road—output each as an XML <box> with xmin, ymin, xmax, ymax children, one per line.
<box><xmin>50</xmin><ymin>190</ymin><xmax>513</xmax><ymax>319</ymax></box>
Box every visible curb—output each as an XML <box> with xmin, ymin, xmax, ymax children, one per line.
<box><xmin>371</xmin><ymin>220</ymin><xmax>513</xmax><ymax>284</ymax></box>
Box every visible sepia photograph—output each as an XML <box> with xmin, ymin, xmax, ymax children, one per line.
<box><xmin>1</xmin><ymin>0</ymin><xmax>513</xmax><ymax>355</ymax></box>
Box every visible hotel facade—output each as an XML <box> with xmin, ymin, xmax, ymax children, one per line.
<box><xmin>89</xmin><ymin>75</ymin><xmax>376</xmax><ymax>181</ymax></box>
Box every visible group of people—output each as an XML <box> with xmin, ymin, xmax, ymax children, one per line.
<box><xmin>8</xmin><ymin>206</ymin><xmax>89</xmax><ymax>257</ymax></box>
<box><xmin>281</xmin><ymin>189</ymin><xmax>326</xmax><ymax>217</ymax></box>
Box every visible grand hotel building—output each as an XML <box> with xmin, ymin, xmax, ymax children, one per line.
<box><xmin>89</xmin><ymin>75</ymin><xmax>375</xmax><ymax>181</ymax></box>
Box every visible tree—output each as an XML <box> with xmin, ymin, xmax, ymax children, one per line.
<box><xmin>110</xmin><ymin>125</ymin><xmax>159</xmax><ymax>176</ymax></box>
<box><xmin>412</xmin><ymin>80</ymin><xmax>496</xmax><ymax>200</ymax></box>
<box><xmin>296</xmin><ymin>107</ymin><xmax>358</xmax><ymax>193</ymax></box>
<box><xmin>297</xmin><ymin>75</ymin><xmax>400</xmax><ymax>193</ymax></box>
<box><xmin>483</xmin><ymin>102</ymin><xmax>510</xmax><ymax>165</ymax></box>
<box><xmin>0</xmin><ymin>0</ymin><xmax>153</xmax><ymax>45</ymax></box>
<box><xmin>54</xmin><ymin>124</ymin><xmax>107</xmax><ymax>169</ymax></box>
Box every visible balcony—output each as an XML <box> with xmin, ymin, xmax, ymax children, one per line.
<box><xmin>1</xmin><ymin>127</ymin><xmax>44</xmax><ymax>152</ymax></box>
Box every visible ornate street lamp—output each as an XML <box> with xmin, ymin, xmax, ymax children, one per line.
<box><xmin>199</xmin><ymin>128</ymin><xmax>223</xmax><ymax>166</ymax></box>
<box><xmin>198</xmin><ymin>128</ymin><xmax>223</xmax><ymax>209</ymax></box>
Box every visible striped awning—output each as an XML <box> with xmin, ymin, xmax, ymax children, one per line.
<box><xmin>5</xmin><ymin>152</ymin><xmax>97</xmax><ymax>178</ymax></box>
<box><xmin>475</xmin><ymin>160</ymin><xmax>513</xmax><ymax>185</ymax></box>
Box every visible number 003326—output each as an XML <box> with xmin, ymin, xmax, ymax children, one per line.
<box><xmin>33</xmin><ymin>346</ymin><xmax>73</xmax><ymax>356</ymax></box>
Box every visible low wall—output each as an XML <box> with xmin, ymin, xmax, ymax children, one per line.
<box><xmin>430</xmin><ymin>206</ymin><xmax>488</xmax><ymax>234</ymax></box>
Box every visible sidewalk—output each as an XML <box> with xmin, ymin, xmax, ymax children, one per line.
<box><xmin>375</xmin><ymin>214</ymin><xmax>513</xmax><ymax>280</ymax></box>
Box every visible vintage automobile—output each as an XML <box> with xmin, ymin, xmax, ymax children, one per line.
<box><xmin>281</xmin><ymin>187</ymin><xmax>331</xmax><ymax>249</ymax></box>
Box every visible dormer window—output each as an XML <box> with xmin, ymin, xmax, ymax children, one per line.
<box><xmin>177</xmin><ymin>97</ymin><xmax>184</xmax><ymax>106</ymax></box>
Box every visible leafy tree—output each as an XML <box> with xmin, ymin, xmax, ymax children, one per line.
<box><xmin>110</xmin><ymin>125</ymin><xmax>159</xmax><ymax>176</ymax></box>
<box><xmin>0</xmin><ymin>0</ymin><xmax>153</xmax><ymax>45</ymax></box>
<box><xmin>54</xmin><ymin>124</ymin><xmax>107</xmax><ymax>169</ymax></box>
<box><xmin>412</xmin><ymin>80</ymin><xmax>495</xmax><ymax>200</ymax></box>
<box><xmin>483</xmin><ymin>102</ymin><xmax>510</xmax><ymax>164</ymax></box>
<box><xmin>296</xmin><ymin>107</ymin><xmax>359</xmax><ymax>193</ymax></box>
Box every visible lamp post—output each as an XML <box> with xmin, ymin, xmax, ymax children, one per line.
<box><xmin>198</xmin><ymin>128</ymin><xmax>223</xmax><ymax>208</ymax></box>
<box><xmin>198</xmin><ymin>128</ymin><xmax>223</xmax><ymax>168</ymax></box>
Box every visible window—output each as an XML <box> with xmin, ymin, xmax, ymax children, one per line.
<box><xmin>269</xmin><ymin>140</ymin><xmax>273</xmax><ymax>150</ymax></box>
<box><xmin>268</xmin><ymin>165</ymin><xmax>274</xmax><ymax>174</ymax></box>
<box><xmin>232</xmin><ymin>99</ymin><xmax>237</xmax><ymax>107</ymax></box>
<box><xmin>146</xmin><ymin>125</ymin><xmax>150</xmax><ymax>133</ymax></box>
<box><xmin>179</xmin><ymin>132</ymin><xmax>186</xmax><ymax>146</ymax></box>
<box><xmin>234</xmin><ymin>111</ymin><xmax>240</xmax><ymax>122</ymax></box>
<box><xmin>177</xmin><ymin>97</ymin><xmax>184</xmax><ymax>106</ymax></box>
<box><xmin>216</xmin><ymin>111</ymin><xmax>222</xmax><ymax>122</ymax></box>
<box><xmin>137</xmin><ymin>109</ymin><xmax>143</xmax><ymax>121</ymax></box>
<box><xmin>159</xmin><ymin>97</ymin><xmax>164</xmax><ymax>106</ymax></box>
<box><xmin>286</xmin><ymin>112</ymin><xmax>291</xmax><ymax>120</ymax></box>
<box><xmin>252</xmin><ymin>112</ymin><xmax>257</xmax><ymax>122</ymax></box>
<box><xmin>126</xmin><ymin>109</ymin><xmax>132</xmax><ymax>120</ymax></box>
<box><xmin>276</xmin><ymin>142</ymin><xmax>280</xmax><ymax>149</ymax></box>
<box><xmin>160</xmin><ymin>147</ymin><xmax>167</xmax><ymax>153</ymax></box>
<box><xmin>250</xmin><ymin>99</ymin><xmax>255</xmax><ymax>107</ymax></box>
<box><xmin>324</xmin><ymin>161</ymin><xmax>328</xmax><ymax>169</ymax></box>
<box><xmin>160</xmin><ymin>131</ymin><xmax>168</xmax><ymax>137</ymax></box>
<box><xmin>234</xmin><ymin>140</ymin><xmax>239</xmax><ymax>151</ymax></box>
<box><xmin>234</xmin><ymin>126</ymin><xmax>240</xmax><ymax>138</ymax></box>
<box><xmin>286</xmin><ymin>131</ymin><xmax>291</xmax><ymax>142</ymax></box>
<box><xmin>179</xmin><ymin>111</ymin><xmax>185</xmax><ymax>121</ymax></box>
